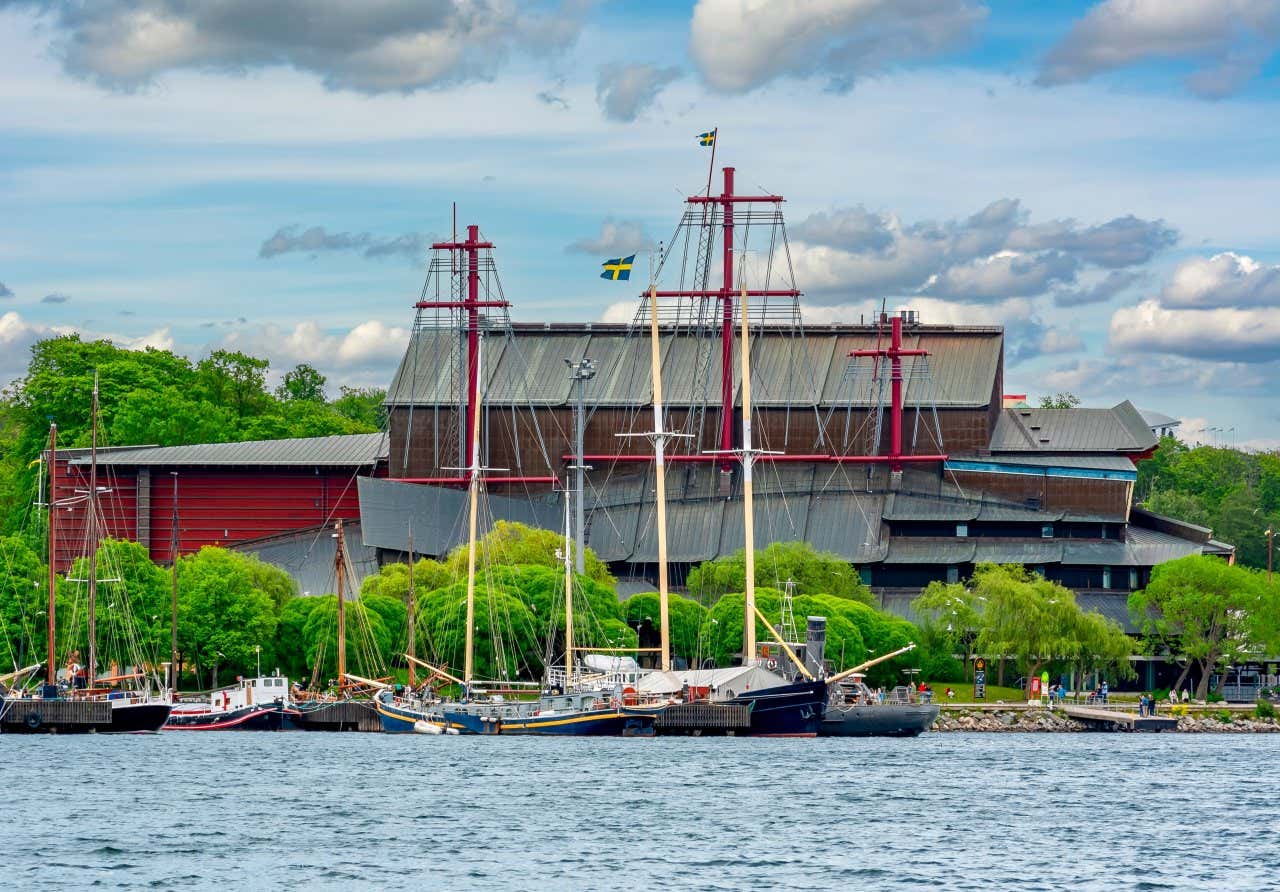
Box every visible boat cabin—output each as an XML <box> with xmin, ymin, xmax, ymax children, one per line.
<box><xmin>207</xmin><ymin>675</ymin><xmax>291</xmax><ymax>713</ymax></box>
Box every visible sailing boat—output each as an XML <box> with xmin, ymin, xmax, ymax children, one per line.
<box><xmin>1</xmin><ymin>378</ymin><xmax>171</xmax><ymax>734</ymax></box>
<box><xmin>634</xmin><ymin>277</ymin><xmax>829</xmax><ymax>737</ymax></box>
<box><xmin>436</xmin><ymin>485</ymin><xmax>654</xmax><ymax>736</ymax></box>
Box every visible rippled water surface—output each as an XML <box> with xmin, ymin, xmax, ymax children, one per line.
<box><xmin>4</xmin><ymin>732</ymin><xmax>1279</xmax><ymax>890</ymax></box>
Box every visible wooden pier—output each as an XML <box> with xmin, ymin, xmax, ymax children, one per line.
<box><xmin>1063</xmin><ymin>705</ymin><xmax>1178</xmax><ymax>732</ymax></box>
<box><xmin>654</xmin><ymin>702</ymin><xmax>751</xmax><ymax>735</ymax></box>
<box><xmin>292</xmin><ymin>699</ymin><xmax>382</xmax><ymax>732</ymax></box>
<box><xmin>1</xmin><ymin>698</ymin><xmax>112</xmax><ymax>733</ymax></box>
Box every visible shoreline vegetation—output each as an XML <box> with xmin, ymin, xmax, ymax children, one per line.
<box><xmin>933</xmin><ymin>705</ymin><xmax>1280</xmax><ymax>733</ymax></box>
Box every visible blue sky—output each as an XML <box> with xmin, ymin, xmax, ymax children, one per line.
<box><xmin>2</xmin><ymin>0</ymin><xmax>1279</xmax><ymax>447</ymax></box>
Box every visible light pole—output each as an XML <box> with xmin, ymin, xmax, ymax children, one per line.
<box><xmin>1266</xmin><ymin>527</ymin><xmax>1274</xmax><ymax>584</ymax></box>
<box><xmin>254</xmin><ymin>644</ymin><xmax>262</xmax><ymax>677</ymax></box>
<box><xmin>564</xmin><ymin>357</ymin><xmax>596</xmax><ymax>574</ymax></box>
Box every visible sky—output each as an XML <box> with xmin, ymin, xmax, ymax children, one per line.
<box><xmin>1</xmin><ymin>0</ymin><xmax>1279</xmax><ymax>448</ymax></box>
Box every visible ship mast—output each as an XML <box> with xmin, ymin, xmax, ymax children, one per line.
<box><xmin>335</xmin><ymin>518</ymin><xmax>346</xmax><ymax>688</ymax></box>
<box><xmin>406</xmin><ymin>528</ymin><xmax>416</xmax><ymax>688</ymax></box>
<box><xmin>46</xmin><ymin>423</ymin><xmax>57</xmax><ymax>687</ymax></box>
<box><xmin>562</xmin><ymin>486</ymin><xmax>574</xmax><ymax>685</ymax></box>
<box><xmin>463</xmin><ymin>334</ymin><xmax>485</xmax><ymax>687</ymax></box>
<box><xmin>87</xmin><ymin>371</ymin><xmax>100</xmax><ymax>686</ymax></box>
<box><xmin>170</xmin><ymin>471</ymin><xmax>179</xmax><ymax>691</ymax></box>
<box><xmin>738</xmin><ymin>278</ymin><xmax>757</xmax><ymax>665</ymax></box>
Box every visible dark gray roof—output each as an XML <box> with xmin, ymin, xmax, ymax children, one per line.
<box><xmin>1076</xmin><ymin>592</ymin><xmax>1137</xmax><ymax>633</ymax></box>
<box><xmin>357</xmin><ymin>476</ymin><xmax>560</xmax><ymax>556</ymax></box>
<box><xmin>386</xmin><ymin>323</ymin><xmax>1003</xmax><ymax>409</ymax></box>
<box><xmin>69</xmin><ymin>433</ymin><xmax>388</xmax><ymax>468</ymax></box>
<box><xmin>989</xmin><ymin>401</ymin><xmax>1156</xmax><ymax>453</ymax></box>
<box><xmin>233</xmin><ymin>521</ymin><xmax>379</xmax><ymax>597</ymax></box>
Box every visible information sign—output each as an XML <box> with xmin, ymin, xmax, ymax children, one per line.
<box><xmin>973</xmin><ymin>657</ymin><xmax>987</xmax><ymax>700</ymax></box>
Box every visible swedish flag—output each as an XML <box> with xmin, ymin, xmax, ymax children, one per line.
<box><xmin>601</xmin><ymin>254</ymin><xmax>635</xmax><ymax>281</ymax></box>
<box><xmin>698</xmin><ymin>130</ymin><xmax>716</xmax><ymax>147</ymax></box>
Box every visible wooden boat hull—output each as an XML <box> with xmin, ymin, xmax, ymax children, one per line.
<box><xmin>290</xmin><ymin>699</ymin><xmax>380</xmax><ymax>732</ymax></box>
<box><xmin>728</xmin><ymin>678</ymin><xmax>828</xmax><ymax>737</ymax></box>
<box><xmin>440</xmin><ymin>707</ymin><xmax>655</xmax><ymax>736</ymax></box>
<box><xmin>164</xmin><ymin>704</ymin><xmax>297</xmax><ymax>731</ymax></box>
<box><xmin>373</xmin><ymin>692</ymin><xmax>450</xmax><ymax>733</ymax></box>
<box><xmin>1</xmin><ymin>698</ymin><xmax>171</xmax><ymax>734</ymax></box>
<box><xmin>819</xmin><ymin>703</ymin><xmax>939</xmax><ymax>737</ymax></box>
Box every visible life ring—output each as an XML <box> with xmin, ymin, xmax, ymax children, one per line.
<box><xmin>766</xmin><ymin>658</ymin><xmax>778</xmax><ymax>670</ymax></box>
<box><xmin>24</xmin><ymin>712</ymin><xmax>42</xmax><ymax>730</ymax></box>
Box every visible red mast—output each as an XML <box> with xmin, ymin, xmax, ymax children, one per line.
<box><xmin>655</xmin><ymin>167</ymin><xmax>800</xmax><ymax>466</ymax></box>
<box><xmin>849</xmin><ymin>312</ymin><xmax>946</xmax><ymax>471</ymax></box>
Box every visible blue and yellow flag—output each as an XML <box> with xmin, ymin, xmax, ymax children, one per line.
<box><xmin>698</xmin><ymin>130</ymin><xmax>716</xmax><ymax>147</ymax></box>
<box><xmin>601</xmin><ymin>254</ymin><xmax>635</xmax><ymax>281</ymax></box>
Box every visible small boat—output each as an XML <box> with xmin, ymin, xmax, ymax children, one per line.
<box><xmin>163</xmin><ymin>675</ymin><xmax>298</xmax><ymax>731</ymax></box>
<box><xmin>820</xmin><ymin>676</ymin><xmax>939</xmax><ymax>737</ymax></box>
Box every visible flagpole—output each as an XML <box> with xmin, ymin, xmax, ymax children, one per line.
<box><xmin>704</xmin><ymin>126</ymin><xmax>718</xmax><ymax>200</ymax></box>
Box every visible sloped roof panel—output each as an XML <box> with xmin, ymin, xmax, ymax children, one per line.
<box><xmin>486</xmin><ymin>333</ymin><xmax>589</xmax><ymax>405</ymax></box>
<box><xmin>882</xmin><ymin>540</ymin><xmax>977</xmax><ymax>564</ymax></box>
<box><xmin>72</xmin><ymin>433</ymin><xmax>388</xmax><ymax>468</ymax></box>
<box><xmin>990</xmin><ymin>402</ymin><xmax>1157</xmax><ymax>453</ymax></box>
<box><xmin>805</xmin><ymin>493</ymin><xmax>887</xmax><ymax>562</ymax></box>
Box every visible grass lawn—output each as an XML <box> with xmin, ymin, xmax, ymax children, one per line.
<box><xmin>922</xmin><ymin>681</ymin><xmax>1028</xmax><ymax>704</ymax></box>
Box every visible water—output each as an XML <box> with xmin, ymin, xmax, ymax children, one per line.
<box><xmin>4</xmin><ymin>733</ymin><xmax>1278</xmax><ymax>890</ymax></box>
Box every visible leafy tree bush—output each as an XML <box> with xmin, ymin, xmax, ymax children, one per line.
<box><xmin>686</xmin><ymin>541</ymin><xmax>873</xmax><ymax>606</ymax></box>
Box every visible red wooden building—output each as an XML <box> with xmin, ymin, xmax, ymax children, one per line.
<box><xmin>48</xmin><ymin>433</ymin><xmax>387</xmax><ymax>571</ymax></box>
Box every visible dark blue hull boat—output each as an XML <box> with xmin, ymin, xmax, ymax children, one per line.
<box><xmin>440</xmin><ymin>705</ymin><xmax>654</xmax><ymax>736</ymax></box>
<box><xmin>728</xmin><ymin>678</ymin><xmax>828</xmax><ymax>737</ymax></box>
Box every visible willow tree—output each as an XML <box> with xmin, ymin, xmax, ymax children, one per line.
<box><xmin>973</xmin><ymin>563</ymin><xmax>1133</xmax><ymax>696</ymax></box>
<box><xmin>1129</xmin><ymin>554</ymin><xmax>1276</xmax><ymax>699</ymax></box>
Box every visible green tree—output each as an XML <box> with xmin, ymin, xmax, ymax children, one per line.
<box><xmin>445</xmin><ymin>521</ymin><xmax>615</xmax><ymax>586</ymax></box>
<box><xmin>686</xmin><ymin>541</ymin><xmax>873</xmax><ymax>606</ymax></box>
<box><xmin>275</xmin><ymin>363</ymin><xmax>327</xmax><ymax>402</ymax></box>
<box><xmin>622</xmin><ymin>591</ymin><xmax>708</xmax><ymax>667</ymax></box>
<box><xmin>196</xmin><ymin>350</ymin><xmax>271</xmax><ymax>422</ymax></box>
<box><xmin>1129</xmin><ymin>554</ymin><xmax>1275</xmax><ymax>699</ymax></box>
<box><xmin>1038</xmin><ymin>392</ymin><xmax>1081</xmax><ymax>409</ymax></box>
<box><xmin>972</xmin><ymin>563</ymin><xmax>1133</xmax><ymax>696</ymax></box>
<box><xmin>912</xmin><ymin>580</ymin><xmax>983</xmax><ymax>678</ymax></box>
<box><xmin>300</xmin><ymin>595</ymin><xmax>392</xmax><ymax>685</ymax></box>
<box><xmin>0</xmin><ymin>534</ymin><xmax>46</xmax><ymax>672</ymax></box>
<box><xmin>177</xmin><ymin>547</ymin><xmax>279</xmax><ymax>687</ymax></box>
<box><xmin>331</xmin><ymin>386</ymin><xmax>387</xmax><ymax>429</ymax></box>
<box><xmin>276</xmin><ymin>595</ymin><xmax>325</xmax><ymax>681</ymax></box>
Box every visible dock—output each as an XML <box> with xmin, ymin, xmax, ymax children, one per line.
<box><xmin>1</xmin><ymin>698</ymin><xmax>112</xmax><ymax>733</ymax></box>
<box><xmin>292</xmin><ymin>700</ymin><xmax>381</xmax><ymax>732</ymax></box>
<box><xmin>654</xmin><ymin>702</ymin><xmax>752</xmax><ymax>735</ymax></box>
<box><xmin>1063</xmin><ymin>705</ymin><xmax>1178</xmax><ymax>732</ymax></box>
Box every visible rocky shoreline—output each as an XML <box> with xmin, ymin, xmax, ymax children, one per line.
<box><xmin>933</xmin><ymin>708</ymin><xmax>1280</xmax><ymax>733</ymax></box>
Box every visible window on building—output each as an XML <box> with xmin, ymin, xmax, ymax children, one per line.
<box><xmin>859</xmin><ymin>568</ymin><xmax>872</xmax><ymax>586</ymax></box>
<box><xmin>1041</xmin><ymin>524</ymin><xmax>1053</xmax><ymax>539</ymax></box>
<box><xmin>1100</xmin><ymin>525</ymin><xmax>1109</xmax><ymax>539</ymax></box>
<box><xmin>946</xmin><ymin>566</ymin><xmax>959</xmax><ymax>584</ymax></box>
<box><xmin>956</xmin><ymin>523</ymin><xmax>968</xmax><ymax>538</ymax></box>
<box><xmin>1102</xmin><ymin>566</ymin><xmax>1112</xmax><ymax>589</ymax></box>
<box><xmin>1033</xmin><ymin>565</ymin><xmax>1046</xmax><ymax>577</ymax></box>
<box><xmin>1129</xmin><ymin>568</ymin><xmax>1139</xmax><ymax>590</ymax></box>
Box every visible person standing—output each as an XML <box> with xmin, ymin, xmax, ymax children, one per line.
<box><xmin>1101</xmin><ymin>680</ymin><xmax>1109</xmax><ymax>704</ymax></box>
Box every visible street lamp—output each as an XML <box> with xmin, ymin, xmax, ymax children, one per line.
<box><xmin>254</xmin><ymin>644</ymin><xmax>262</xmax><ymax>677</ymax></box>
<box><xmin>564</xmin><ymin>357</ymin><xmax>597</xmax><ymax>575</ymax></box>
<box><xmin>1266</xmin><ymin>527</ymin><xmax>1274</xmax><ymax>584</ymax></box>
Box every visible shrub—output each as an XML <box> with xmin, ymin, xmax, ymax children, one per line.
<box><xmin>1256</xmin><ymin>699</ymin><xmax>1276</xmax><ymax>720</ymax></box>
<box><xmin>1213</xmin><ymin>709</ymin><xmax>1234</xmax><ymax>724</ymax></box>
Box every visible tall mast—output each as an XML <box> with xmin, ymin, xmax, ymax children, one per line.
<box><xmin>170</xmin><ymin>471</ymin><xmax>179</xmax><ymax>691</ymax></box>
<box><xmin>46</xmin><ymin>423</ymin><xmax>57</xmax><ymax>687</ymax></box>
<box><xmin>463</xmin><ymin>333</ymin><xmax>485</xmax><ymax>687</ymax></box>
<box><xmin>562</xmin><ymin>485</ymin><xmax>574</xmax><ymax>685</ymax></box>
<box><xmin>648</xmin><ymin>285</ymin><xmax>672</xmax><ymax>672</ymax></box>
<box><xmin>335</xmin><ymin>518</ymin><xmax>346</xmax><ymax>686</ymax></box>
<box><xmin>87</xmin><ymin>371</ymin><xmax>100</xmax><ymax>685</ymax></box>
<box><xmin>406</xmin><ymin>528</ymin><xmax>416</xmax><ymax>687</ymax></box>
<box><xmin>738</xmin><ymin>280</ymin><xmax>757</xmax><ymax>665</ymax></box>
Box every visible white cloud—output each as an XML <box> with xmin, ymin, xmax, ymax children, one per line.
<box><xmin>0</xmin><ymin>310</ymin><xmax>175</xmax><ymax>385</ymax></box>
<box><xmin>1039</xmin><ymin>327</ymin><xmax>1084</xmax><ymax>354</ymax></box>
<box><xmin>1038</xmin><ymin>0</ymin><xmax>1280</xmax><ymax>98</ymax></box>
<box><xmin>690</xmin><ymin>0</ymin><xmax>985</xmax><ymax>93</ymax></box>
<box><xmin>595</xmin><ymin>63</ymin><xmax>680</xmax><ymax>122</ymax></box>
<box><xmin>1159</xmin><ymin>251</ymin><xmax>1280</xmax><ymax>308</ymax></box>
<box><xmin>219</xmin><ymin>318</ymin><xmax>411</xmax><ymax>372</ymax></box>
<box><xmin>1109</xmin><ymin>298</ymin><xmax>1280</xmax><ymax>361</ymax></box>
<box><xmin>599</xmin><ymin>301</ymin><xmax>636</xmax><ymax>324</ymax></box>
<box><xmin>566</xmin><ymin>219</ymin><xmax>656</xmax><ymax>255</ymax></box>
<box><xmin>19</xmin><ymin>0</ymin><xmax>590</xmax><ymax>94</ymax></box>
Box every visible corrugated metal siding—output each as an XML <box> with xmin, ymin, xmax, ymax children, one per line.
<box><xmin>973</xmin><ymin>541</ymin><xmax>1064</xmax><ymax>563</ymax></box>
<box><xmin>885</xmin><ymin>492</ymin><xmax>980</xmax><ymax>521</ymax></box>
<box><xmin>718</xmin><ymin>492</ymin><xmax>810</xmax><ymax>555</ymax></box>
<box><xmin>991</xmin><ymin>403</ymin><xmax>1157</xmax><ymax>453</ymax></box>
<box><xmin>486</xmin><ymin>333</ymin><xmax>589</xmax><ymax>405</ymax></box>
<box><xmin>630</xmin><ymin>500</ymin><xmax>725</xmax><ymax>563</ymax></box>
<box><xmin>883</xmin><ymin>540</ymin><xmax>977</xmax><ymax>564</ymax></box>
<box><xmin>236</xmin><ymin>522</ymin><xmax>379</xmax><ymax>597</ymax></box>
<box><xmin>804</xmin><ymin>493</ymin><xmax>887</xmax><ymax>561</ymax></box>
<box><xmin>69</xmin><ymin>433</ymin><xmax>388</xmax><ymax>468</ymax></box>
<box><xmin>388</xmin><ymin>326</ymin><xmax>1002</xmax><ymax>409</ymax></box>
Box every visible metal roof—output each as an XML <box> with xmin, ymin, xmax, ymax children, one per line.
<box><xmin>1075</xmin><ymin>593</ymin><xmax>1137</xmax><ymax>633</ymax></box>
<box><xmin>954</xmin><ymin>453</ymin><xmax>1138</xmax><ymax>472</ymax></box>
<box><xmin>387</xmin><ymin>324</ymin><xmax>1004</xmax><ymax>409</ymax></box>
<box><xmin>234</xmin><ymin>522</ymin><xmax>379</xmax><ymax>597</ymax></box>
<box><xmin>883</xmin><ymin>540</ymin><xmax>976</xmax><ymax>564</ymax></box>
<box><xmin>68</xmin><ymin>433</ymin><xmax>389</xmax><ymax>468</ymax></box>
<box><xmin>989</xmin><ymin>401</ymin><xmax>1156</xmax><ymax>453</ymax></box>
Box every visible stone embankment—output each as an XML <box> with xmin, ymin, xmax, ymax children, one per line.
<box><xmin>933</xmin><ymin>708</ymin><xmax>1280</xmax><ymax>732</ymax></box>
